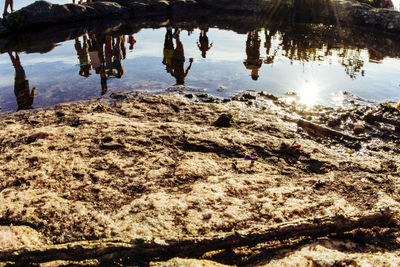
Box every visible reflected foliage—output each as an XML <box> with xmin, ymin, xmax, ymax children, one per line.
<box><xmin>263</xmin><ymin>24</ymin><xmax>368</xmax><ymax>79</ymax></box>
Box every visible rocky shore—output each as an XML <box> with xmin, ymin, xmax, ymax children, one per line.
<box><xmin>0</xmin><ymin>0</ymin><xmax>400</xmax><ymax>37</ymax></box>
<box><xmin>0</xmin><ymin>91</ymin><xmax>399</xmax><ymax>265</ymax></box>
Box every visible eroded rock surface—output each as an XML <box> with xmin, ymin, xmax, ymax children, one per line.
<box><xmin>0</xmin><ymin>92</ymin><xmax>399</xmax><ymax>265</ymax></box>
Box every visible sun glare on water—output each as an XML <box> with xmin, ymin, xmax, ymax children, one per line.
<box><xmin>297</xmin><ymin>80</ymin><xmax>321</xmax><ymax>107</ymax></box>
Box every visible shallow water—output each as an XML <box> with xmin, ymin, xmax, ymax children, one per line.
<box><xmin>0</xmin><ymin>23</ymin><xmax>399</xmax><ymax>112</ymax></box>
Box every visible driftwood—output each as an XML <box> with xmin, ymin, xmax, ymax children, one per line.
<box><xmin>0</xmin><ymin>208</ymin><xmax>395</xmax><ymax>265</ymax></box>
<box><xmin>297</xmin><ymin>119</ymin><xmax>364</xmax><ymax>142</ymax></box>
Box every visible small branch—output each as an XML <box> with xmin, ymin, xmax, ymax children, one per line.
<box><xmin>297</xmin><ymin>119</ymin><xmax>365</xmax><ymax>141</ymax></box>
<box><xmin>0</xmin><ymin>208</ymin><xmax>395</xmax><ymax>264</ymax></box>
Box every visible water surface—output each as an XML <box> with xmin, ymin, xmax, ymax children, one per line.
<box><xmin>0</xmin><ymin>23</ymin><xmax>399</xmax><ymax>112</ymax></box>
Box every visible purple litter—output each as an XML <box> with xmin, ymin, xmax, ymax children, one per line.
<box><xmin>244</xmin><ymin>155</ymin><xmax>254</xmax><ymax>160</ymax></box>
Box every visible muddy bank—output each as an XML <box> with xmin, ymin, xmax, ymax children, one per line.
<box><xmin>0</xmin><ymin>91</ymin><xmax>399</xmax><ymax>265</ymax></box>
<box><xmin>1</xmin><ymin>0</ymin><xmax>400</xmax><ymax>37</ymax></box>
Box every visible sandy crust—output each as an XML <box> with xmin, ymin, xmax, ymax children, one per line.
<box><xmin>0</xmin><ymin>92</ymin><xmax>399</xmax><ymax>265</ymax></box>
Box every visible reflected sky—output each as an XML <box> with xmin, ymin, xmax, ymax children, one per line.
<box><xmin>0</xmin><ymin>27</ymin><xmax>399</xmax><ymax>112</ymax></box>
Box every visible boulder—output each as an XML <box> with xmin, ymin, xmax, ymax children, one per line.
<box><xmin>2</xmin><ymin>0</ymin><xmax>400</xmax><ymax>34</ymax></box>
<box><xmin>11</xmin><ymin>1</ymin><xmax>128</xmax><ymax>29</ymax></box>
<box><xmin>128</xmin><ymin>0</ymin><xmax>170</xmax><ymax>15</ymax></box>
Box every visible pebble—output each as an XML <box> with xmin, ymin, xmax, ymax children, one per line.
<box><xmin>353</xmin><ymin>122</ymin><xmax>365</xmax><ymax>134</ymax></box>
<box><xmin>217</xmin><ymin>86</ymin><xmax>226</xmax><ymax>92</ymax></box>
<box><xmin>203</xmin><ymin>212</ymin><xmax>212</xmax><ymax>220</ymax></box>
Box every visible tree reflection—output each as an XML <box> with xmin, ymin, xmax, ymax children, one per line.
<box><xmin>262</xmin><ymin>24</ymin><xmax>367</xmax><ymax>79</ymax></box>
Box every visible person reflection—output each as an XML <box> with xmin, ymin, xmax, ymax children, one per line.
<box><xmin>102</xmin><ymin>35</ymin><xmax>126</xmax><ymax>86</ymax></box>
<box><xmin>89</xmin><ymin>33</ymin><xmax>101</xmax><ymax>72</ymax></box>
<box><xmin>113</xmin><ymin>35</ymin><xmax>126</xmax><ymax>78</ymax></box>
<box><xmin>197</xmin><ymin>28</ymin><xmax>213</xmax><ymax>58</ymax></box>
<box><xmin>104</xmin><ymin>35</ymin><xmax>113</xmax><ymax>73</ymax></box>
<box><xmin>264</xmin><ymin>26</ymin><xmax>278</xmax><ymax>65</ymax></box>
<box><xmin>166</xmin><ymin>29</ymin><xmax>193</xmax><ymax>85</ymax></box>
<box><xmin>162</xmin><ymin>28</ymin><xmax>174</xmax><ymax>74</ymax></box>
<box><xmin>244</xmin><ymin>31</ymin><xmax>262</xmax><ymax>80</ymax></box>
<box><xmin>128</xmin><ymin>34</ymin><xmax>136</xmax><ymax>50</ymax></box>
<box><xmin>75</xmin><ymin>35</ymin><xmax>92</xmax><ymax>77</ymax></box>
<box><xmin>8</xmin><ymin>51</ymin><xmax>36</xmax><ymax>111</ymax></box>
<box><xmin>90</xmin><ymin>34</ymin><xmax>108</xmax><ymax>95</ymax></box>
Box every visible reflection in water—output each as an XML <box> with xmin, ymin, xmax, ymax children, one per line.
<box><xmin>128</xmin><ymin>35</ymin><xmax>136</xmax><ymax>50</ymax></box>
<box><xmin>75</xmin><ymin>36</ymin><xmax>92</xmax><ymax>77</ymax></box>
<box><xmin>264</xmin><ymin>26</ymin><xmax>278</xmax><ymax>65</ymax></box>
<box><xmin>162</xmin><ymin>28</ymin><xmax>174</xmax><ymax>74</ymax></box>
<box><xmin>0</xmin><ymin>22</ymin><xmax>399</xmax><ymax>112</ymax></box>
<box><xmin>262</xmin><ymin>26</ymin><xmax>369</xmax><ymax>80</ymax></box>
<box><xmin>164</xmin><ymin>29</ymin><xmax>193</xmax><ymax>85</ymax></box>
<box><xmin>105</xmin><ymin>36</ymin><xmax>125</xmax><ymax>78</ymax></box>
<box><xmin>197</xmin><ymin>29</ymin><xmax>213</xmax><ymax>58</ymax></box>
<box><xmin>89</xmin><ymin>34</ymin><xmax>108</xmax><ymax>95</ymax></box>
<box><xmin>8</xmin><ymin>51</ymin><xmax>36</xmax><ymax>111</ymax></box>
<box><xmin>74</xmin><ymin>34</ymin><xmax>128</xmax><ymax>95</ymax></box>
<box><xmin>244</xmin><ymin>31</ymin><xmax>262</xmax><ymax>80</ymax></box>
<box><xmin>298</xmin><ymin>80</ymin><xmax>321</xmax><ymax>106</ymax></box>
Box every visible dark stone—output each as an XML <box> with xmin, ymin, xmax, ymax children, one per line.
<box><xmin>184</xmin><ymin>94</ymin><xmax>193</xmax><ymax>99</ymax></box>
<box><xmin>100</xmin><ymin>143</ymin><xmax>125</xmax><ymax>150</ymax></box>
<box><xmin>259</xmin><ymin>92</ymin><xmax>278</xmax><ymax>100</ymax></box>
<box><xmin>55</xmin><ymin>111</ymin><xmax>65</xmax><ymax>117</ymax></box>
<box><xmin>327</xmin><ymin>118</ymin><xmax>341</xmax><ymax>128</ymax></box>
<box><xmin>110</xmin><ymin>93</ymin><xmax>127</xmax><ymax>100</ymax></box>
<box><xmin>73</xmin><ymin>172</ymin><xmax>85</xmax><ymax>179</ymax></box>
<box><xmin>69</xmin><ymin>119</ymin><xmax>83</xmax><ymax>127</ymax></box>
<box><xmin>170</xmin><ymin>104</ymin><xmax>180</xmax><ymax>112</ymax></box>
<box><xmin>242</xmin><ymin>93</ymin><xmax>257</xmax><ymax>100</ymax></box>
<box><xmin>212</xmin><ymin>114</ymin><xmax>232</xmax><ymax>128</ymax></box>
<box><xmin>102</xmin><ymin>136</ymin><xmax>113</xmax><ymax>143</ymax></box>
<box><xmin>26</xmin><ymin>132</ymin><xmax>49</xmax><ymax>144</ymax></box>
<box><xmin>314</xmin><ymin>181</ymin><xmax>325</xmax><ymax>190</ymax></box>
<box><xmin>345</xmin><ymin>141</ymin><xmax>362</xmax><ymax>150</ymax></box>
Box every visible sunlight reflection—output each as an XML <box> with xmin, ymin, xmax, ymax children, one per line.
<box><xmin>298</xmin><ymin>80</ymin><xmax>320</xmax><ymax>107</ymax></box>
<box><xmin>332</xmin><ymin>91</ymin><xmax>345</xmax><ymax>108</ymax></box>
<box><xmin>392</xmin><ymin>0</ymin><xmax>400</xmax><ymax>11</ymax></box>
